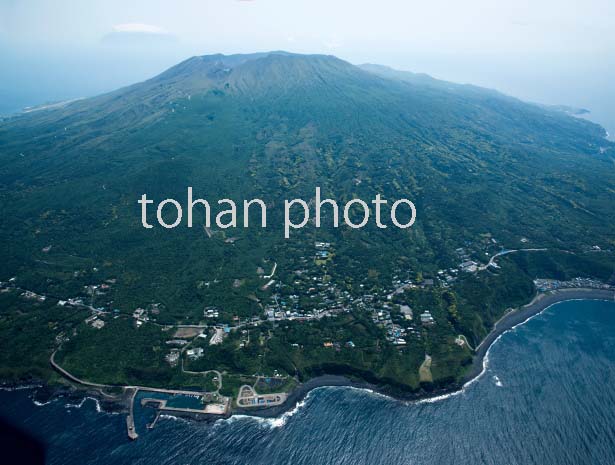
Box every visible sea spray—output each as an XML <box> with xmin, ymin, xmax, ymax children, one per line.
<box><xmin>159</xmin><ymin>414</ymin><xmax>191</xmax><ymax>424</ymax></box>
<box><xmin>215</xmin><ymin>393</ymin><xmax>312</xmax><ymax>429</ymax></box>
<box><xmin>65</xmin><ymin>396</ymin><xmax>103</xmax><ymax>413</ymax></box>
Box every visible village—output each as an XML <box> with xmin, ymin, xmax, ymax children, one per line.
<box><xmin>2</xmin><ymin>234</ymin><xmax>613</xmax><ymax>405</ymax></box>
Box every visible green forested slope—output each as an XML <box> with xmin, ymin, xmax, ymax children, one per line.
<box><xmin>0</xmin><ymin>52</ymin><xmax>613</xmax><ymax>390</ymax></box>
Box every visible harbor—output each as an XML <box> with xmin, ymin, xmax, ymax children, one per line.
<box><xmin>127</xmin><ymin>389</ymin><xmax>230</xmax><ymax>439</ymax></box>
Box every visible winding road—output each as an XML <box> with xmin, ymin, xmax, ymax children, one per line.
<box><xmin>480</xmin><ymin>248</ymin><xmax>548</xmax><ymax>270</ymax></box>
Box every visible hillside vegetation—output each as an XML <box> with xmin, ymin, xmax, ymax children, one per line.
<box><xmin>1</xmin><ymin>52</ymin><xmax>613</xmax><ymax>393</ymax></box>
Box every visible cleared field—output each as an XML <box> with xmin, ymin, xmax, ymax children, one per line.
<box><xmin>174</xmin><ymin>327</ymin><xmax>204</xmax><ymax>338</ymax></box>
<box><xmin>419</xmin><ymin>355</ymin><xmax>433</xmax><ymax>383</ymax></box>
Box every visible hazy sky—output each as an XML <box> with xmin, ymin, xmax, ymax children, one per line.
<box><xmin>2</xmin><ymin>0</ymin><xmax>613</xmax><ymax>54</ymax></box>
<box><xmin>1</xmin><ymin>0</ymin><xmax>614</xmax><ymax>135</ymax></box>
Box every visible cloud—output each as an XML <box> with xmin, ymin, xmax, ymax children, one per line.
<box><xmin>112</xmin><ymin>23</ymin><xmax>168</xmax><ymax>35</ymax></box>
<box><xmin>101</xmin><ymin>23</ymin><xmax>177</xmax><ymax>47</ymax></box>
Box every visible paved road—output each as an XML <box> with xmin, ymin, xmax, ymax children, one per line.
<box><xmin>481</xmin><ymin>248</ymin><xmax>548</xmax><ymax>270</ymax></box>
<box><xmin>50</xmin><ymin>350</ymin><xmax>110</xmax><ymax>388</ymax></box>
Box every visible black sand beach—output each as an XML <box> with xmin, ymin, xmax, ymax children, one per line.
<box><xmin>240</xmin><ymin>287</ymin><xmax>615</xmax><ymax>417</ymax></box>
<box><xmin>24</xmin><ymin>287</ymin><xmax>615</xmax><ymax>422</ymax></box>
<box><xmin>463</xmin><ymin>288</ymin><xmax>615</xmax><ymax>382</ymax></box>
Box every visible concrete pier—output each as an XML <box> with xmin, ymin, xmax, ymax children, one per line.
<box><xmin>126</xmin><ymin>415</ymin><xmax>138</xmax><ymax>440</ymax></box>
<box><xmin>126</xmin><ymin>388</ymin><xmax>139</xmax><ymax>440</ymax></box>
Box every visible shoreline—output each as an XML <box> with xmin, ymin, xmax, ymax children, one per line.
<box><xmin>4</xmin><ymin>288</ymin><xmax>614</xmax><ymax>424</ymax></box>
<box><xmin>233</xmin><ymin>287</ymin><xmax>615</xmax><ymax>418</ymax></box>
<box><xmin>463</xmin><ymin>288</ymin><xmax>615</xmax><ymax>383</ymax></box>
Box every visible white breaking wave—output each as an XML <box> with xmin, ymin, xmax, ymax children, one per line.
<box><xmin>65</xmin><ymin>397</ymin><xmax>102</xmax><ymax>413</ymax></box>
<box><xmin>30</xmin><ymin>393</ymin><xmax>120</xmax><ymax>415</ymax></box>
<box><xmin>414</xmin><ymin>391</ymin><xmax>460</xmax><ymax>404</ymax></box>
<box><xmin>218</xmin><ymin>384</ymin><xmax>399</xmax><ymax>428</ymax></box>
<box><xmin>338</xmin><ymin>385</ymin><xmax>392</xmax><ymax>401</ymax></box>
<box><xmin>159</xmin><ymin>414</ymin><xmax>190</xmax><ymax>424</ymax></box>
<box><xmin>216</xmin><ymin>395</ymin><xmax>311</xmax><ymax>429</ymax></box>
<box><xmin>33</xmin><ymin>399</ymin><xmax>53</xmax><ymax>407</ymax></box>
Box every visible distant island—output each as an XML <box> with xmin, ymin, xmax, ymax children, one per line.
<box><xmin>1</xmin><ymin>52</ymin><xmax>614</xmax><ymax>438</ymax></box>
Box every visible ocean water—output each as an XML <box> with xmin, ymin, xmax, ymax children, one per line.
<box><xmin>1</xmin><ymin>299</ymin><xmax>615</xmax><ymax>465</ymax></box>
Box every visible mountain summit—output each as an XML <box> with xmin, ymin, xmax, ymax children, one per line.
<box><xmin>157</xmin><ymin>52</ymin><xmax>369</xmax><ymax>93</ymax></box>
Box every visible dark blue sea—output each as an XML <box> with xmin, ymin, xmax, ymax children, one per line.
<box><xmin>2</xmin><ymin>299</ymin><xmax>615</xmax><ymax>465</ymax></box>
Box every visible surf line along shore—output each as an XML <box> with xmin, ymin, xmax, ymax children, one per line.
<box><xmin>46</xmin><ymin>287</ymin><xmax>615</xmax><ymax>429</ymax></box>
<box><xmin>460</xmin><ymin>287</ymin><xmax>615</xmax><ymax>384</ymax></box>
<box><xmin>233</xmin><ymin>287</ymin><xmax>615</xmax><ymax>418</ymax></box>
